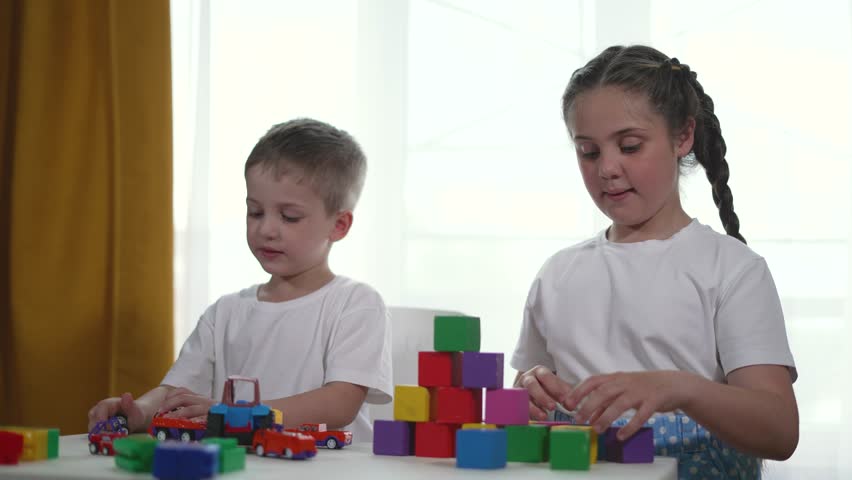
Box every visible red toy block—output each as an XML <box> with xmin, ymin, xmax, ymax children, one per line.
<box><xmin>430</xmin><ymin>387</ymin><xmax>482</xmax><ymax>424</ymax></box>
<box><xmin>418</xmin><ymin>352</ymin><xmax>457</xmax><ymax>387</ymax></box>
<box><xmin>414</xmin><ymin>422</ymin><xmax>458</xmax><ymax>458</ymax></box>
<box><xmin>0</xmin><ymin>431</ymin><xmax>24</xmax><ymax>465</ymax></box>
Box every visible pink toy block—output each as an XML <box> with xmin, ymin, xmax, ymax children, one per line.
<box><xmin>484</xmin><ymin>388</ymin><xmax>529</xmax><ymax>425</ymax></box>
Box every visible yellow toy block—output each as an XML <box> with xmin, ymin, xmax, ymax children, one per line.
<box><xmin>1</xmin><ymin>427</ymin><xmax>48</xmax><ymax>461</ymax></box>
<box><xmin>462</xmin><ymin>423</ymin><xmax>497</xmax><ymax>430</ymax></box>
<box><xmin>272</xmin><ymin>408</ymin><xmax>283</xmax><ymax>425</ymax></box>
<box><xmin>393</xmin><ymin>385</ymin><xmax>430</xmax><ymax>422</ymax></box>
<box><xmin>552</xmin><ymin>425</ymin><xmax>597</xmax><ymax>464</ymax></box>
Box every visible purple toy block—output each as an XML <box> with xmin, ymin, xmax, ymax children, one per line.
<box><xmin>457</xmin><ymin>352</ymin><xmax>504</xmax><ymax>389</ymax></box>
<box><xmin>604</xmin><ymin>427</ymin><xmax>653</xmax><ymax>463</ymax></box>
<box><xmin>373</xmin><ymin>420</ymin><xmax>414</xmax><ymax>456</ymax></box>
<box><xmin>484</xmin><ymin>388</ymin><xmax>529</xmax><ymax>425</ymax></box>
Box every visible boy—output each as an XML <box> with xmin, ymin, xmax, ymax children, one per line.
<box><xmin>88</xmin><ymin>118</ymin><xmax>392</xmax><ymax>442</ymax></box>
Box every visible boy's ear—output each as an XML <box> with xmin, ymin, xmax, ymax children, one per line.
<box><xmin>329</xmin><ymin>210</ymin><xmax>353</xmax><ymax>242</ymax></box>
<box><xmin>675</xmin><ymin>116</ymin><xmax>696</xmax><ymax>157</ymax></box>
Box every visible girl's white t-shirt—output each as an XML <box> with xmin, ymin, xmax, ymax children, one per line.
<box><xmin>161</xmin><ymin>275</ymin><xmax>393</xmax><ymax>442</ymax></box>
<box><xmin>511</xmin><ymin>219</ymin><xmax>797</xmax><ymax>385</ymax></box>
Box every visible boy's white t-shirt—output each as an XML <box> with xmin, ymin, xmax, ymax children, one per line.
<box><xmin>511</xmin><ymin>219</ymin><xmax>797</xmax><ymax>386</ymax></box>
<box><xmin>161</xmin><ymin>275</ymin><xmax>393</xmax><ymax>443</ymax></box>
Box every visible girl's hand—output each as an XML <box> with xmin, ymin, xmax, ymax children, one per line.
<box><xmin>563</xmin><ymin>370</ymin><xmax>696</xmax><ymax>440</ymax></box>
<box><xmin>158</xmin><ymin>387</ymin><xmax>216</xmax><ymax>419</ymax></box>
<box><xmin>87</xmin><ymin>392</ymin><xmax>147</xmax><ymax>433</ymax></box>
<box><xmin>515</xmin><ymin>366</ymin><xmax>574</xmax><ymax>421</ymax></box>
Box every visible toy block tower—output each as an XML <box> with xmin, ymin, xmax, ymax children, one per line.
<box><xmin>376</xmin><ymin>315</ymin><xmax>514</xmax><ymax>465</ymax></box>
<box><xmin>372</xmin><ymin>313</ymin><xmax>652</xmax><ymax>470</ymax></box>
<box><xmin>375</xmin><ymin>315</ymin><xmax>495</xmax><ymax>459</ymax></box>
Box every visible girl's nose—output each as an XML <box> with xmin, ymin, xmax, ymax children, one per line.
<box><xmin>598</xmin><ymin>153</ymin><xmax>622</xmax><ymax>179</ymax></box>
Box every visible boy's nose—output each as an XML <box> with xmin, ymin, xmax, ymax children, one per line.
<box><xmin>259</xmin><ymin>217</ymin><xmax>279</xmax><ymax>238</ymax></box>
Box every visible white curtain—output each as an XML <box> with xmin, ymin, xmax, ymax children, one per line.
<box><xmin>171</xmin><ymin>1</ymin><xmax>852</xmax><ymax>477</ymax></box>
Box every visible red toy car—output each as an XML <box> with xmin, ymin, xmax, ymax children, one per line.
<box><xmin>150</xmin><ymin>412</ymin><xmax>207</xmax><ymax>442</ymax></box>
<box><xmin>252</xmin><ymin>429</ymin><xmax>317</xmax><ymax>460</ymax></box>
<box><xmin>88</xmin><ymin>415</ymin><xmax>129</xmax><ymax>455</ymax></box>
<box><xmin>286</xmin><ymin>423</ymin><xmax>352</xmax><ymax>449</ymax></box>
<box><xmin>88</xmin><ymin>431</ymin><xmax>127</xmax><ymax>456</ymax></box>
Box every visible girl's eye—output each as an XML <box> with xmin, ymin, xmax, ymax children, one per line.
<box><xmin>621</xmin><ymin>143</ymin><xmax>641</xmax><ymax>154</ymax></box>
<box><xmin>576</xmin><ymin>143</ymin><xmax>599</xmax><ymax>160</ymax></box>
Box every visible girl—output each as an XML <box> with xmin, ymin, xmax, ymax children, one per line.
<box><xmin>511</xmin><ymin>45</ymin><xmax>798</xmax><ymax>479</ymax></box>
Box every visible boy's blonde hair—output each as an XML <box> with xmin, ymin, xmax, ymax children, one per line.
<box><xmin>245</xmin><ymin>118</ymin><xmax>367</xmax><ymax>214</ymax></box>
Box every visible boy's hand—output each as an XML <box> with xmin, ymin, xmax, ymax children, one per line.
<box><xmin>158</xmin><ymin>387</ymin><xmax>216</xmax><ymax>419</ymax></box>
<box><xmin>515</xmin><ymin>366</ymin><xmax>574</xmax><ymax>421</ymax></box>
<box><xmin>88</xmin><ymin>392</ymin><xmax>147</xmax><ymax>433</ymax></box>
<box><xmin>563</xmin><ymin>370</ymin><xmax>693</xmax><ymax>440</ymax></box>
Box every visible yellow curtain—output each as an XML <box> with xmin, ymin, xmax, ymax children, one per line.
<box><xmin>0</xmin><ymin>0</ymin><xmax>173</xmax><ymax>434</ymax></box>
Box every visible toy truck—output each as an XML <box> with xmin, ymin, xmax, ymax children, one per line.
<box><xmin>205</xmin><ymin>376</ymin><xmax>274</xmax><ymax>445</ymax></box>
<box><xmin>150</xmin><ymin>412</ymin><xmax>207</xmax><ymax>442</ymax></box>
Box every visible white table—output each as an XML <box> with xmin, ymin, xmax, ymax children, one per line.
<box><xmin>0</xmin><ymin>434</ymin><xmax>677</xmax><ymax>479</ymax></box>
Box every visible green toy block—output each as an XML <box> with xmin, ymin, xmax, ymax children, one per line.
<box><xmin>113</xmin><ymin>435</ymin><xmax>158</xmax><ymax>473</ymax></box>
<box><xmin>506</xmin><ymin>425</ymin><xmax>549</xmax><ymax>462</ymax></box>
<box><xmin>115</xmin><ymin>454</ymin><xmax>151</xmax><ymax>473</ymax></box>
<box><xmin>549</xmin><ymin>428</ymin><xmax>590</xmax><ymax>470</ymax></box>
<box><xmin>46</xmin><ymin>428</ymin><xmax>59</xmax><ymax>459</ymax></box>
<box><xmin>203</xmin><ymin>437</ymin><xmax>246</xmax><ymax>473</ymax></box>
<box><xmin>202</xmin><ymin>437</ymin><xmax>239</xmax><ymax>449</ymax></box>
<box><xmin>434</xmin><ymin>316</ymin><xmax>480</xmax><ymax>352</ymax></box>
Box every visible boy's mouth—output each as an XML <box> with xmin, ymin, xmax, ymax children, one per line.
<box><xmin>258</xmin><ymin>247</ymin><xmax>284</xmax><ymax>259</ymax></box>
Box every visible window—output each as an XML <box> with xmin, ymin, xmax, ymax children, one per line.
<box><xmin>172</xmin><ymin>1</ymin><xmax>852</xmax><ymax>476</ymax></box>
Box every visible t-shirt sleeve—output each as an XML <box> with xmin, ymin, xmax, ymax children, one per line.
<box><xmin>160</xmin><ymin>305</ymin><xmax>216</xmax><ymax>397</ymax></box>
<box><xmin>715</xmin><ymin>257</ymin><xmax>797</xmax><ymax>382</ymax></box>
<box><xmin>323</xmin><ymin>291</ymin><xmax>393</xmax><ymax>405</ymax></box>
<box><xmin>510</xmin><ymin>277</ymin><xmax>557</xmax><ymax>374</ymax></box>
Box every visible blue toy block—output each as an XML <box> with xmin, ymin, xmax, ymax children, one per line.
<box><xmin>456</xmin><ymin>428</ymin><xmax>507</xmax><ymax>469</ymax></box>
<box><xmin>153</xmin><ymin>442</ymin><xmax>219</xmax><ymax>480</ymax></box>
<box><xmin>152</xmin><ymin>444</ymin><xmax>178</xmax><ymax>479</ymax></box>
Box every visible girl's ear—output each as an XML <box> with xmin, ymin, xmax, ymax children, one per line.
<box><xmin>329</xmin><ymin>210</ymin><xmax>353</xmax><ymax>242</ymax></box>
<box><xmin>676</xmin><ymin>117</ymin><xmax>696</xmax><ymax>157</ymax></box>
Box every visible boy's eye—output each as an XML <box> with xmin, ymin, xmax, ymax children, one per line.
<box><xmin>281</xmin><ymin>214</ymin><xmax>301</xmax><ymax>223</ymax></box>
<box><xmin>247</xmin><ymin>211</ymin><xmax>262</xmax><ymax>218</ymax></box>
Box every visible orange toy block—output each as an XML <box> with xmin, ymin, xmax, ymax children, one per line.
<box><xmin>462</xmin><ymin>423</ymin><xmax>497</xmax><ymax>430</ymax></box>
<box><xmin>1</xmin><ymin>427</ymin><xmax>47</xmax><ymax>461</ymax></box>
